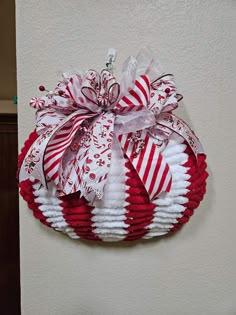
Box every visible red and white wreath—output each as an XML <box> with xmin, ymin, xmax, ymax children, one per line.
<box><xmin>18</xmin><ymin>49</ymin><xmax>208</xmax><ymax>242</ymax></box>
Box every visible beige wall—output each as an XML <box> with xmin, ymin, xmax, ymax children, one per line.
<box><xmin>16</xmin><ymin>1</ymin><xmax>236</xmax><ymax>314</ymax></box>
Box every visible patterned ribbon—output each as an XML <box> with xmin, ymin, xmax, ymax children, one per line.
<box><xmin>19</xmin><ymin>70</ymin><xmax>203</xmax><ymax>203</ymax></box>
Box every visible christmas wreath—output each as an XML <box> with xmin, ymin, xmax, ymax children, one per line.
<box><xmin>18</xmin><ymin>49</ymin><xmax>208</xmax><ymax>241</ymax></box>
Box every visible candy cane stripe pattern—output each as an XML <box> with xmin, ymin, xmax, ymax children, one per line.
<box><xmin>118</xmin><ymin>131</ymin><xmax>172</xmax><ymax>201</ymax></box>
<box><xmin>18</xmin><ymin>49</ymin><xmax>208</xmax><ymax>242</ymax></box>
<box><xmin>116</xmin><ymin>75</ymin><xmax>150</xmax><ymax>113</ymax></box>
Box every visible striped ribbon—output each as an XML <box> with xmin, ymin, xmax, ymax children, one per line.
<box><xmin>115</xmin><ymin>75</ymin><xmax>172</xmax><ymax>200</ymax></box>
<box><xmin>118</xmin><ymin>131</ymin><xmax>172</xmax><ymax>200</ymax></box>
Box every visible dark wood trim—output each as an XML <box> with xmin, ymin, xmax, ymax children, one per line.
<box><xmin>0</xmin><ymin>113</ymin><xmax>20</xmax><ymax>314</ymax></box>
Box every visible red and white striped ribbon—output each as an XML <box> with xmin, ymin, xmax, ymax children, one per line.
<box><xmin>118</xmin><ymin>130</ymin><xmax>172</xmax><ymax>201</ymax></box>
<box><xmin>114</xmin><ymin>74</ymin><xmax>172</xmax><ymax>200</ymax></box>
<box><xmin>115</xmin><ymin>75</ymin><xmax>150</xmax><ymax>113</ymax></box>
<box><xmin>44</xmin><ymin>112</ymin><xmax>96</xmax><ymax>188</ymax></box>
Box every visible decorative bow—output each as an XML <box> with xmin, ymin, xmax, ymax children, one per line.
<box><xmin>19</xmin><ymin>69</ymin><xmax>203</xmax><ymax>203</ymax></box>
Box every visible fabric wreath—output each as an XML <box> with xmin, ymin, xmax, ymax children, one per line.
<box><xmin>18</xmin><ymin>49</ymin><xmax>208</xmax><ymax>242</ymax></box>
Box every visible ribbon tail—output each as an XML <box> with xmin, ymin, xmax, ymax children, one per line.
<box><xmin>44</xmin><ymin>111</ymin><xmax>98</xmax><ymax>192</ymax></box>
<box><xmin>118</xmin><ymin>130</ymin><xmax>172</xmax><ymax>201</ymax></box>
<box><xmin>62</xmin><ymin>112</ymin><xmax>115</xmax><ymax>203</ymax></box>
<box><xmin>19</xmin><ymin>130</ymin><xmax>54</xmax><ymax>187</ymax></box>
<box><xmin>157</xmin><ymin>113</ymin><xmax>204</xmax><ymax>158</ymax></box>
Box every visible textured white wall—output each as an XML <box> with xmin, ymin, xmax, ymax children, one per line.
<box><xmin>16</xmin><ymin>1</ymin><xmax>236</xmax><ymax>314</ymax></box>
